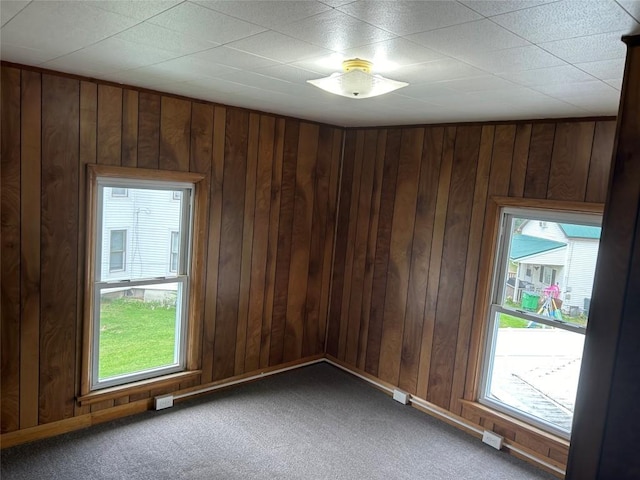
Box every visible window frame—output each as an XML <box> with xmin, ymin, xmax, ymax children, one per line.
<box><xmin>81</xmin><ymin>165</ymin><xmax>208</xmax><ymax>397</ymax></box>
<box><xmin>473</xmin><ymin>197</ymin><xmax>603</xmax><ymax>440</ymax></box>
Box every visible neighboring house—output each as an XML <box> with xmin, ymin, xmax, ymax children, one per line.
<box><xmin>508</xmin><ymin>221</ymin><xmax>601</xmax><ymax>315</ymax></box>
<box><xmin>101</xmin><ymin>187</ymin><xmax>182</xmax><ymax>285</ymax></box>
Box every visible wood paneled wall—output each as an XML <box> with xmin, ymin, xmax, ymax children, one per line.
<box><xmin>0</xmin><ymin>65</ymin><xmax>342</xmax><ymax>434</ymax></box>
<box><xmin>326</xmin><ymin>119</ymin><xmax>616</xmax><ymax>412</ymax></box>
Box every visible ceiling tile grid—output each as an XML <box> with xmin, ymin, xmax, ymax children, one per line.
<box><xmin>1</xmin><ymin>0</ymin><xmax>639</xmax><ymax>126</ymax></box>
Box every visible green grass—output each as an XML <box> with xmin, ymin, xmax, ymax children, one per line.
<box><xmin>98</xmin><ymin>298</ymin><xmax>177</xmax><ymax>380</ymax></box>
<box><xmin>498</xmin><ymin>313</ymin><xmax>530</xmax><ymax>328</ymax></box>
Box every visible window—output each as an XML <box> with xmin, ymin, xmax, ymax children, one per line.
<box><xmin>172</xmin><ymin>191</ymin><xmax>181</xmax><ymax>200</ymax></box>
<box><xmin>112</xmin><ymin>187</ymin><xmax>127</xmax><ymax>197</ymax></box>
<box><xmin>479</xmin><ymin>206</ymin><xmax>602</xmax><ymax>438</ymax></box>
<box><xmin>109</xmin><ymin>229</ymin><xmax>126</xmax><ymax>272</ymax></box>
<box><xmin>169</xmin><ymin>231</ymin><xmax>179</xmax><ymax>273</ymax></box>
<box><xmin>83</xmin><ymin>165</ymin><xmax>208</xmax><ymax>393</ymax></box>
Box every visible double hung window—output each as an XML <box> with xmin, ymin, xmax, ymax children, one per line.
<box><xmin>480</xmin><ymin>206</ymin><xmax>602</xmax><ymax>438</ymax></box>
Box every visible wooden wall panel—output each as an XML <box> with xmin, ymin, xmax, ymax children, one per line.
<box><xmin>1</xmin><ymin>66</ymin><xmax>21</xmax><ymax>433</ymax></box>
<box><xmin>1</xmin><ymin>65</ymin><xmax>342</xmax><ymax>439</ymax></box>
<box><xmin>329</xmin><ymin>117</ymin><xmax>616</xmax><ymax>469</ymax></box>
<box><xmin>39</xmin><ymin>74</ymin><xmax>79</xmax><ymax>424</ymax></box>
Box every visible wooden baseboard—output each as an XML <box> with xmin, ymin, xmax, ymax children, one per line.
<box><xmin>1</xmin><ymin>355</ymin><xmax>324</xmax><ymax>449</ymax></box>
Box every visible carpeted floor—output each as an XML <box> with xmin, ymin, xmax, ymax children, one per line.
<box><xmin>1</xmin><ymin>363</ymin><xmax>556</xmax><ymax>479</ymax></box>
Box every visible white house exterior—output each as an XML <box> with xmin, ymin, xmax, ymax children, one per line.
<box><xmin>100</xmin><ymin>187</ymin><xmax>182</xmax><ymax>284</ymax></box>
<box><xmin>512</xmin><ymin>221</ymin><xmax>601</xmax><ymax>314</ymax></box>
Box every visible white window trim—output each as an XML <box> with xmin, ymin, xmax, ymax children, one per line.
<box><xmin>478</xmin><ymin>205</ymin><xmax>602</xmax><ymax>439</ymax></box>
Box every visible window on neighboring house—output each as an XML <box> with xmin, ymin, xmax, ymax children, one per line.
<box><xmin>170</xmin><ymin>231</ymin><xmax>179</xmax><ymax>273</ymax></box>
<box><xmin>112</xmin><ymin>187</ymin><xmax>127</xmax><ymax>197</ymax></box>
<box><xmin>84</xmin><ymin>165</ymin><xmax>208</xmax><ymax>393</ymax></box>
<box><xmin>109</xmin><ymin>229</ymin><xmax>126</xmax><ymax>272</ymax></box>
<box><xmin>480</xmin><ymin>206</ymin><xmax>602</xmax><ymax>439</ymax></box>
<box><xmin>172</xmin><ymin>191</ymin><xmax>181</xmax><ymax>200</ymax></box>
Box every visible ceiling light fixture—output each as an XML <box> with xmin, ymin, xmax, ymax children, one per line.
<box><xmin>307</xmin><ymin>58</ymin><xmax>408</xmax><ymax>99</ymax></box>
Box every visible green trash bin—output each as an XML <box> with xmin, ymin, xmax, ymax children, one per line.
<box><xmin>521</xmin><ymin>292</ymin><xmax>540</xmax><ymax>311</ymax></box>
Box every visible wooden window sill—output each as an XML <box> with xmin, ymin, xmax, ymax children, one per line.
<box><xmin>77</xmin><ymin>370</ymin><xmax>201</xmax><ymax>406</ymax></box>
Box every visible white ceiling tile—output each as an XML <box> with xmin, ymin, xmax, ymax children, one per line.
<box><xmin>225</xmin><ymin>31</ymin><xmax>332</xmax><ymax>64</ymax></box>
<box><xmin>91</xmin><ymin>1</ymin><xmax>181</xmax><ymax>20</ymax></box>
<box><xmin>392</xmin><ymin>58</ymin><xmax>488</xmax><ymax>85</ymax></box>
<box><xmin>193</xmin><ymin>46</ymin><xmax>278</xmax><ymax>70</ymax></box>
<box><xmin>459</xmin><ymin>1</ymin><xmax>556</xmax><ymax>17</ymax></box>
<box><xmin>337</xmin><ymin>1</ymin><xmax>482</xmax><ymax>36</ymax></box>
<box><xmin>0</xmin><ymin>1</ymin><xmax>137</xmax><ymax>55</ymax></box>
<box><xmin>575</xmin><ymin>58</ymin><xmax>627</xmax><ymax>79</ymax></box>
<box><xmin>539</xmin><ymin>30</ymin><xmax>628</xmax><ymax>63</ymax></box>
<box><xmin>406</xmin><ymin>19</ymin><xmax>530</xmax><ymax>57</ymax></box>
<box><xmin>216</xmin><ymin>70</ymin><xmax>296</xmax><ymax>95</ymax></box>
<box><xmin>341</xmin><ymin>37</ymin><xmax>445</xmax><ymax>69</ymax></box>
<box><xmin>563</xmin><ymin>91</ymin><xmax>621</xmax><ymax>114</ymax></box>
<box><xmin>0</xmin><ymin>43</ymin><xmax>59</xmax><ymax>65</ymax></box>
<box><xmin>274</xmin><ymin>9</ymin><xmax>396</xmax><ymax>51</ymax></box>
<box><xmin>192</xmin><ymin>1</ymin><xmax>331</xmax><ymax>29</ymax></box>
<box><xmin>255</xmin><ymin>64</ymin><xmax>322</xmax><ymax>83</ymax></box>
<box><xmin>461</xmin><ymin>45</ymin><xmax>565</xmax><ymax>73</ymax></box>
<box><xmin>532</xmin><ymin>80</ymin><xmax>620</xmax><ymax>100</ymax></box>
<box><xmin>491</xmin><ymin>0</ymin><xmax>639</xmax><ymax>43</ymax></box>
<box><xmin>43</xmin><ymin>37</ymin><xmax>177</xmax><ymax>75</ymax></box>
<box><xmin>499</xmin><ymin>65</ymin><xmax>596</xmax><ymax>87</ymax></box>
<box><xmin>115</xmin><ymin>22</ymin><xmax>218</xmax><ymax>55</ymax></box>
<box><xmin>617</xmin><ymin>0</ymin><xmax>640</xmax><ymax>22</ymax></box>
<box><xmin>1</xmin><ymin>0</ymin><xmax>29</xmax><ymax>27</ymax></box>
<box><xmin>318</xmin><ymin>0</ymin><xmax>356</xmax><ymax>6</ymax></box>
<box><xmin>604</xmin><ymin>77</ymin><xmax>623</xmax><ymax>90</ymax></box>
<box><xmin>436</xmin><ymin>75</ymin><xmax>521</xmax><ymax>92</ymax></box>
<box><xmin>148</xmin><ymin>1</ymin><xmax>266</xmax><ymax>44</ymax></box>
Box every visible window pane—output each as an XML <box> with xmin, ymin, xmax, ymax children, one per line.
<box><xmin>112</xmin><ymin>187</ymin><xmax>127</xmax><ymax>197</ymax></box>
<box><xmin>503</xmin><ymin>217</ymin><xmax>600</xmax><ymax>327</ymax></box>
<box><xmin>101</xmin><ymin>187</ymin><xmax>182</xmax><ymax>281</ymax></box>
<box><xmin>97</xmin><ymin>282</ymin><xmax>182</xmax><ymax>381</ymax></box>
<box><xmin>486</xmin><ymin>312</ymin><xmax>585</xmax><ymax>433</ymax></box>
<box><xmin>111</xmin><ymin>230</ymin><xmax>125</xmax><ymax>251</ymax></box>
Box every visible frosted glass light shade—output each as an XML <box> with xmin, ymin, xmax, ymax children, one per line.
<box><xmin>307</xmin><ymin>60</ymin><xmax>408</xmax><ymax>99</ymax></box>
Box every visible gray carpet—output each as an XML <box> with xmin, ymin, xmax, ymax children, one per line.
<box><xmin>1</xmin><ymin>363</ymin><xmax>556</xmax><ymax>479</ymax></box>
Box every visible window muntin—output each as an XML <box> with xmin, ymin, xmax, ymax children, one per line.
<box><xmin>92</xmin><ymin>179</ymin><xmax>193</xmax><ymax>390</ymax></box>
<box><xmin>480</xmin><ymin>207</ymin><xmax>601</xmax><ymax>438</ymax></box>
<box><xmin>109</xmin><ymin>229</ymin><xmax>126</xmax><ymax>272</ymax></box>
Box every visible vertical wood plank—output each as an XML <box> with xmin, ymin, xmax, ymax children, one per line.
<box><xmin>449</xmin><ymin>125</ymin><xmax>494</xmax><ymax>414</ymax></box>
<box><xmin>378</xmin><ymin>128</ymin><xmax>424</xmax><ymax>385</ymax></box>
<box><xmin>318</xmin><ymin>129</ymin><xmax>342</xmax><ymax>354</ymax></box>
<box><xmin>398</xmin><ymin>127</ymin><xmax>444</xmax><ymax>394</ymax></box>
<box><xmin>283</xmin><ymin>123</ymin><xmax>318</xmax><ymax>362</ymax></box>
<box><xmin>416</xmin><ymin>126</ymin><xmax>456</xmax><ymax>399</ymax></box>
<box><xmin>96</xmin><ymin>84</ymin><xmax>122</xmax><ymax>166</ymax></box>
<box><xmin>235</xmin><ymin>113</ymin><xmax>260</xmax><ymax>374</ymax></box>
<box><xmin>245</xmin><ymin>115</ymin><xmax>275</xmax><ymax>371</ymax></box>
<box><xmin>427</xmin><ymin>126</ymin><xmax>481</xmax><ymax>408</ymax></box>
<box><xmin>213</xmin><ymin>108</ymin><xmax>248</xmax><ymax>380</ymax></box>
<box><xmin>159</xmin><ymin>97</ymin><xmax>191</xmax><ymax>172</ymax></box>
<box><xmin>269</xmin><ymin>120</ymin><xmax>298</xmax><ymax>365</ymax></box>
<box><xmin>337</xmin><ymin>131</ymin><xmax>365</xmax><ymax>360</ymax></box>
<box><xmin>547</xmin><ymin>121</ymin><xmax>595</xmax><ymax>201</ymax></box>
<box><xmin>488</xmin><ymin>124</ymin><xmax>516</xmax><ymax>197</ymax></box>
<box><xmin>509</xmin><ymin>123</ymin><xmax>532</xmax><ymax>197</ymax></box>
<box><xmin>586</xmin><ymin>121</ymin><xmax>616</xmax><ymax>203</ymax></box>
<box><xmin>365</xmin><ymin>129</ymin><xmax>402</xmax><ymax>375</ymax></box>
<box><xmin>20</xmin><ymin>70</ymin><xmax>41</xmax><ymax>429</ymax></box>
<box><xmin>121</xmin><ymin>89</ymin><xmax>138</xmax><ymax>168</ymax></box>
<box><xmin>76</xmin><ymin>81</ymin><xmax>97</xmax><ymax>416</ymax></box>
<box><xmin>40</xmin><ymin>74</ymin><xmax>79</xmax><ymax>423</ymax></box>
<box><xmin>201</xmin><ymin>106</ymin><xmax>226</xmax><ymax>384</ymax></box>
<box><xmin>344</xmin><ymin>130</ymin><xmax>378</xmax><ymax>365</ymax></box>
<box><xmin>524</xmin><ymin>123</ymin><xmax>556</xmax><ymax>199</ymax></box>
<box><xmin>326</xmin><ymin>131</ymin><xmax>357</xmax><ymax>357</ymax></box>
<box><xmin>260</xmin><ymin>119</ymin><xmax>285</xmax><ymax>368</ymax></box>
<box><xmin>303</xmin><ymin>125</ymin><xmax>334</xmax><ymax>357</ymax></box>
<box><xmin>1</xmin><ymin>66</ymin><xmax>21</xmax><ymax>433</ymax></box>
<box><xmin>137</xmin><ymin>92</ymin><xmax>160</xmax><ymax>169</ymax></box>
<box><xmin>356</xmin><ymin>130</ymin><xmax>387</xmax><ymax>370</ymax></box>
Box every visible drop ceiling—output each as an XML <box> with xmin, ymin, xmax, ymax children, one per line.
<box><xmin>1</xmin><ymin>0</ymin><xmax>639</xmax><ymax>127</ymax></box>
